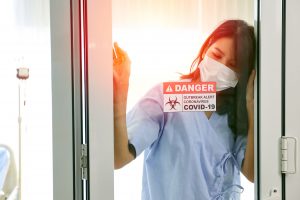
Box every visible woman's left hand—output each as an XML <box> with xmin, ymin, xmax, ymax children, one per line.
<box><xmin>246</xmin><ymin>69</ymin><xmax>256</xmax><ymax>113</ymax></box>
<box><xmin>242</xmin><ymin>69</ymin><xmax>256</xmax><ymax>182</ymax></box>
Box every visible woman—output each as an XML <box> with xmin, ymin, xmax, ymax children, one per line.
<box><xmin>113</xmin><ymin>19</ymin><xmax>256</xmax><ymax>200</ymax></box>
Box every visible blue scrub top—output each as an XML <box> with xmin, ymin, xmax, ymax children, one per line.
<box><xmin>127</xmin><ymin>83</ymin><xmax>247</xmax><ymax>200</ymax></box>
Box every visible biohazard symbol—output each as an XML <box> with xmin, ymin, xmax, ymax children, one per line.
<box><xmin>165</xmin><ymin>97</ymin><xmax>180</xmax><ymax>110</ymax></box>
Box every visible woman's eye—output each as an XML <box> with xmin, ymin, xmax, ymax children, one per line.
<box><xmin>212</xmin><ymin>52</ymin><xmax>221</xmax><ymax>59</ymax></box>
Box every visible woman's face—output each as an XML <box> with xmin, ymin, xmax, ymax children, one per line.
<box><xmin>204</xmin><ymin>37</ymin><xmax>238</xmax><ymax>73</ymax></box>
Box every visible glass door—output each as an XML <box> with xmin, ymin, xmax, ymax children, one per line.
<box><xmin>113</xmin><ymin>1</ymin><xmax>257</xmax><ymax>200</ymax></box>
<box><xmin>50</xmin><ymin>0</ymin><xmax>300</xmax><ymax>199</ymax></box>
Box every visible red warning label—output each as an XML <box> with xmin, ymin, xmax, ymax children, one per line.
<box><xmin>163</xmin><ymin>82</ymin><xmax>216</xmax><ymax>94</ymax></box>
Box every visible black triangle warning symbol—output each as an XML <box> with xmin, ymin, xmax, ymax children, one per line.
<box><xmin>166</xmin><ymin>85</ymin><xmax>173</xmax><ymax>92</ymax></box>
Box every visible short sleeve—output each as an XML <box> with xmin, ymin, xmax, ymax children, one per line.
<box><xmin>126</xmin><ymin>83</ymin><xmax>165</xmax><ymax>157</ymax></box>
<box><xmin>233</xmin><ymin>135</ymin><xmax>247</xmax><ymax>169</ymax></box>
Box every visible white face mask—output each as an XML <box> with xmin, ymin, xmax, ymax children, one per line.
<box><xmin>199</xmin><ymin>55</ymin><xmax>238</xmax><ymax>91</ymax></box>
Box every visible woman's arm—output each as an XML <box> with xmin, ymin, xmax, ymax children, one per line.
<box><xmin>241</xmin><ymin>69</ymin><xmax>256</xmax><ymax>182</ymax></box>
<box><xmin>113</xmin><ymin>43</ymin><xmax>135</xmax><ymax>169</ymax></box>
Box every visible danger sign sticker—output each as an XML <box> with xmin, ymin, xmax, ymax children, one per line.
<box><xmin>163</xmin><ymin>82</ymin><xmax>216</xmax><ymax>112</ymax></box>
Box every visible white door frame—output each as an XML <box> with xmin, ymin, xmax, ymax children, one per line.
<box><xmin>258</xmin><ymin>0</ymin><xmax>283</xmax><ymax>199</ymax></box>
<box><xmin>51</xmin><ymin>0</ymin><xmax>75</xmax><ymax>199</ymax></box>
<box><xmin>285</xmin><ymin>0</ymin><xmax>300</xmax><ymax>198</ymax></box>
<box><xmin>51</xmin><ymin>0</ymin><xmax>113</xmax><ymax>199</ymax></box>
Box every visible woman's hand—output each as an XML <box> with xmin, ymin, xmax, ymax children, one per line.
<box><xmin>113</xmin><ymin>43</ymin><xmax>135</xmax><ymax>169</ymax></box>
<box><xmin>246</xmin><ymin>69</ymin><xmax>256</xmax><ymax>114</ymax></box>
<box><xmin>242</xmin><ymin>69</ymin><xmax>256</xmax><ymax>182</ymax></box>
<box><xmin>113</xmin><ymin>42</ymin><xmax>131</xmax><ymax>84</ymax></box>
<box><xmin>113</xmin><ymin>42</ymin><xmax>131</xmax><ymax>105</ymax></box>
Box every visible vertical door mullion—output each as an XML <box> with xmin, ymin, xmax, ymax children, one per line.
<box><xmin>259</xmin><ymin>0</ymin><xmax>283</xmax><ymax>199</ymax></box>
<box><xmin>285</xmin><ymin>0</ymin><xmax>300</xmax><ymax>198</ymax></box>
<box><xmin>80</xmin><ymin>0</ymin><xmax>90</xmax><ymax>198</ymax></box>
<box><xmin>71</xmin><ymin>0</ymin><xmax>85</xmax><ymax>199</ymax></box>
<box><xmin>50</xmin><ymin>0</ymin><xmax>76</xmax><ymax>199</ymax></box>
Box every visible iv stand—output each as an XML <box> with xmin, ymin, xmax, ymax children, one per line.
<box><xmin>16</xmin><ymin>68</ymin><xmax>29</xmax><ymax>200</ymax></box>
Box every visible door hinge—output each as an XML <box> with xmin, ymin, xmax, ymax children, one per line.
<box><xmin>81</xmin><ymin>144</ymin><xmax>88</xmax><ymax>180</ymax></box>
<box><xmin>281</xmin><ymin>136</ymin><xmax>297</xmax><ymax>174</ymax></box>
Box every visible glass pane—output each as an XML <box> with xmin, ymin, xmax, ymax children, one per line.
<box><xmin>0</xmin><ymin>0</ymin><xmax>52</xmax><ymax>199</ymax></box>
<box><xmin>113</xmin><ymin>0</ymin><xmax>255</xmax><ymax>200</ymax></box>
